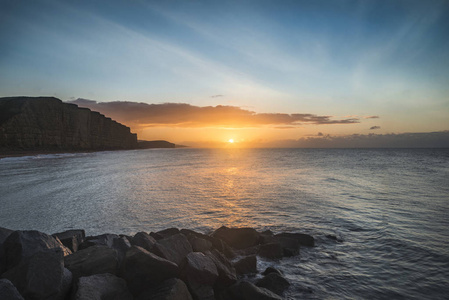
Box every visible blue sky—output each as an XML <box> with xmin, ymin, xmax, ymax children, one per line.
<box><xmin>1</xmin><ymin>0</ymin><xmax>448</xmax><ymax>142</ymax></box>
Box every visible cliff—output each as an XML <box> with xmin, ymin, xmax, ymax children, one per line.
<box><xmin>0</xmin><ymin>97</ymin><xmax>138</xmax><ymax>151</ymax></box>
<box><xmin>137</xmin><ymin>140</ymin><xmax>176</xmax><ymax>149</ymax></box>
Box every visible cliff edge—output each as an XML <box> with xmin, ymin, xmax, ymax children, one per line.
<box><xmin>0</xmin><ymin>96</ymin><xmax>138</xmax><ymax>151</ymax></box>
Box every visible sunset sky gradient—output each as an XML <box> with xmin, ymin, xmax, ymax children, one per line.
<box><xmin>1</xmin><ymin>0</ymin><xmax>448</xmax><ymax>146</ymax></box>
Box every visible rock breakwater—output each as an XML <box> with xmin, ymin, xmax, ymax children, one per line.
<box><xmin>0</xmin><ymin>226</ymin><xmax>315</xmax><ymax>300</ymax></box>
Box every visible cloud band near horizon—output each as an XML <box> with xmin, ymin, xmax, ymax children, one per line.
<box><xmin>69</xmin><ymin>98</ymin><xmax>359</xmax><ymax>128</ymax></box>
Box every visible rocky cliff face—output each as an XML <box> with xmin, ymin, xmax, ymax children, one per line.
<box><xmin>0</xmin><ymin>97</ymin><xmax>138</xmax><ymax>151</ymax></box>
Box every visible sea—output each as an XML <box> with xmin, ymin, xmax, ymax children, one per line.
<box><xmin>1</xmin><ymin>148</ymin><xmax>448</xmax><ymax>299</ymax></box>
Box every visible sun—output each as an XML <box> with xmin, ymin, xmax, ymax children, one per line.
<box><xmin>228</xmin><ymin>139</ymin><xmax>234</xmax><ymax>143</ymax></box>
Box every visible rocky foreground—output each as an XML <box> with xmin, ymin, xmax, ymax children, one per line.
<box><xmin>0</xmin><ymin>226</ymin><xmax>314</xmax><ymax>300</ymax></box>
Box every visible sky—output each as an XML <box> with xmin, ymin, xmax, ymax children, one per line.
<box><xmin>1</xmin><ymin>0</ymin><xmax>449</xmax><ymax>147</ymax></box>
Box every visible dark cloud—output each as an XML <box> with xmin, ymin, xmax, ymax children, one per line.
<box><xmin>365</xmin><ymin>115</ymin><xmax>380</xmax><ymax>119</ymax></box>
<box><xmin>210</xmin><ymin>95</ymin><xmax>224</xmax><ymax>98</ymax></box>
<box><xmin>257</xmin><ymin>131</ymin><xmax>449</xmax><ymax>148</ymax></box>
<box><xmin>370</xmin><ymin>126</ymin><xmax>381</xmax><ymax>130</ymax></box>
<box><xmin>68</xmin><ymin>99</ymin><xmax>359</xmax><ymax>128</ymax></box>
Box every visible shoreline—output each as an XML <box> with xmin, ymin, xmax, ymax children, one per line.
<box><xmin>0</xmin><ymin>225</ymin><xmax>314</xmax><ymax>299</ymax></box>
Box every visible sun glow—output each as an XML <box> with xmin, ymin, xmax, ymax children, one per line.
<box><xmin>228</xmin><ymin>139</ymin><xmax>234</xmax><ymax>143</ymax></box>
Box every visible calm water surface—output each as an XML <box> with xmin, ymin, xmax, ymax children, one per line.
<box><xmin>1</xmin><ymin>148</ymin><xmax>448</xmax><ymax>299</ymax></box>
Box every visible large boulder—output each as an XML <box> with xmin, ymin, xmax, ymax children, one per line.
<box><xmin>52</xmin><ymin>229</ymin><xmax>85</xmax><ymax>253</ymax></box>
<box><xmin>121</xmin><ymin>246</ymin><xmax>179</xmax><ymax>296</ymax></box>
<box><xmin>3</xmin><ymin>230</ymin><xmax>71</xmax><ymax>271</ymax></box>
<box><xmin>259</xmin><ymin>243</ymin><xmax>283</xmax><ymax>259</ymax></box>
<box><xmin>2</xmin><ymin>248</ymin><xmax>72</xmax><ymax>300</ymax></box>
<box><xmin>181</xmin><ymin>229</ymin><xmax>234</xmax><ymax>259</ymax></box>
<box><xmin>78</xmin><ymin>234</ymin><xmax>119</xmax><ymax>250</ymax></box>
<box><xmin>155</xmin><ymin>234</ymin><xmax>193</xmax><ymax>265</ymax></box>
<box><xmin>72</xmin><ymin>273</ymin><xmax>133</xmax><ymax>300</ymax></box>
<box><xmin>188</xmin><ymin>236</ymin><xmax>212</xmax><ymax>253</ymax></box>
<box><xmin>136</xmin><ymin>278</ymin><xmax>192</xmax><ymax>300</ymax></box>
<box><xmin>0</xmin><ymin>279</ymin><xmax>24</xmax><ymax>300</ymax></box>
<box><xmin>211</xmin><ymin>227</ymin><xmax>260</xmax><ymax>250</ymax></box>
<box><xmin>204</xmin><ymin>250</ymin><xmax>237</xmax><ymax>290</ymax></box>
<box><xmin>64</xmin><ymin>245</ymin><xmax>119</xmax><ymax>280</ymax></box>
<box><xmin>150</xmin><ymin>228</ymin><xmax>180</xmax><ymax>240</ymax></box>
<box><xmin>233</xmin><ymin>255</ymin><xmax>257</xmax><ymax>275</ymax></box>
<box><xmin>0</xmin><ymin>227</ymin><xmax>14</xmax><ymax>274</ymax></box>
<box><xmin>255</xmin><ymin>273</ymin><xmax>290</xmax><ymax>296</ymax></box>
<box><xmin>131</xmin><ymin>232</ymin><xmax>157</xmax><ymax>252</ymax></box>
<box><xmin>224</xmin><ymin>281</ymin><xmax>282</xmax><ymax>300</ymax></box>
<box><xmin>275</xmin><ymin>232</ymin><xmax>314</xmax><ymax>247</ymax></box>
<box><xmin>180</xmin><ymin>252</ymin><xmax>218</xmax><ymax>300</ymax></box>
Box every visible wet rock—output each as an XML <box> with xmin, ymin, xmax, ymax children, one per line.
<box><xmin>156</xmin><ymin>234</ymin><xmax>193</xmax><ymax>265</ymax></box>
<box><xmin>3</xmin><ymin>230</ymin><xmax>72</xmax><ymax>270</ymax></box>
<box><xmin>235</xmin><ymin>245</ymin><xmax>260</xmax><ymax>256</ymax></box>
<box><xmin>180</xmin><ymin>252</ymin><xmax>218</xmax><ymax>300</ymax></box>
<box><xmin>255</xmin><ymin>273</ymin><xmax>290</xmax><ymax>296</ymax></box>
<box><xmin>205</xmin><ymin>250</ymin><xmax>237</xmax><ymax>290</ymax></box>
<box><xmin>2</xmin><ymin>248</ymin><xmax>71</xmax><ymax>300</ymax></box>
<box><xmin>277</xmin><ymin>236</ymin><xmax>300</xmax><ymax>257</ymax></box>
<box><xmin>262</xmin><ymin>267</ymin><xmax>282</xmax><ymax>276</ymax></box>
<box><xmin>189</xmin><ymin>236</ymin><xmax>212</xmax><ymax>253</ymax></box>
<box><xmin>78</xmin><ymin>233</ymin><xmax>119</xmax><ymax>250</ymax></box>
<box><xmin>52</xmin><ymin>229</ymin><xmax>85</xmax><ymax>252</ymax></box>
<box><xmin>225</xmin><ymin>281</ymin><xmax>282</xmax><ymax>300</ymax></box>
<box><xmin>73</xmin><ymin>273</ymin><xmax>133</xmax><ymax>300</ymax></box>
<box><xmin>121</xmin><ymin>246</ymin><xmax>179</xmax><ymax>296</ymax></box>
<box><xmin>211</xmin><ymin>227</ymin><xmax>260</xmax><ymax>250</ymax></box>
<box><xmin>233</xmin><ymin>255</ymin><xmax>257</xmax><ymax>275</ymax></box>
<box><xmin>259</xmin><ymin>243</ymin><xmax>283</xmax><ymax>259</ymax></box>
<box><xmin>275</xmin><ymin>232</ymin><xmax>314</xmax><ymax>247</ymax></box>
<box><xmin>64</xmin><ymin>245</ymin><xmax>119</xmax><ymax>280</ymax></box>
<box><xmin>0</xmin><ymin>279</ymin><xmax>24</xmax><ymax>300</ymax></box>
<box><xmin>151</xmin><ymin>228</ymin><xmax>180</xmax><ymax>240</ymax></box>
<box><xmin>136</xmin><ymin>278</ymin><xmax>192</xmax><ymax>300</ymax></box>
<box><xmin>131</xmin><ymin>232</ymin><xmax>157</xmax><ymax>252</ymax></box>
<box><xmin>181</xmin><ymin>229</ymin><xmax>235</xmax><ymax>259</ymax></box>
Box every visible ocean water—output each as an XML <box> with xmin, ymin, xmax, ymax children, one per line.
<box><xmin>1</xmin><ymin>148</ymin><xmax>448</xmax><ymax>299</ymax></box>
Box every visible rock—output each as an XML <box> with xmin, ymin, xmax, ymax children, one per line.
<box><xmin>121</xmin><ymin>246</ymin><xmax>179</xmax><ymax>296</ymax></box>
<box><xmin>156</xmin><ymin>234</ymin><xmax>193</xmax><ymax>265</ymax></box>
<box><xmin>204</xmin><ymin>250</ymin><xmax>237</xmax><ymax>290</ymax></box>
<box><xmin>226</xmin><ymin>281</ymin><xmax>282</xmax><ymax>300</ymax></box>
<box><xmin>151</xmin><ymin>228</ymin><xmax>180</xmax><ymax>240</ymax></box>
<box><xmin>73</xmin><ymin>273</ymin><xmax>133</xmax><ymax>300</ymax></box>
<box><xmin>275</xmin><ymin>232</ymin><xmax>315</xmax><ymax>247</ymax></box>
<box><xmin>181</xmin><ymin>229</ymin><xmax>235</xmax><ymax>259</ymax></box>
<box><xmin>0</xmin><ymin>279</ymin><xmax>24</xmax><ymax>300</ymax></box>
<box><xmin>3</xmin><ymin>230</ymin><xmax>72</xmax><ymax>271</ymax></box>
<box><xmin>188</xmin><ymin>236</ymin><xmax>212</xmax><ymax>253</ymax></box>
<box><xmin>64</xmin><ymin>245</ymin><xmax>119</xmax><ymax>280</ymax></box>
<box><xmin>211</xmin><ymin>227</ymin><xmax>260</xmax><ymax>250</ymax></box>
<box><xmin>233</xmin><ymin>255</ymin><xmax>257</xmax><ymax>275</ymax></box>
<box><xmin>0</xmin><ymin>227</ymin><xmax>13</xmax><ymax>244</ymax></box>
<box><xmin>235</xmin><ymin>245</ymin><xmax>260</xmax><ymax>256</ymax></box>
<box><xmin>262</xmin><ymin>267</ymin><xmax>282</xmax><ymax>276</ymax></box>
<box><xmin>136</xmin><ymin>278</ymin><xmax>192</xmax><ymax>300</ymax></box>
<box><xmin>255</xmin><ymin>273</ymin><xmax>290</xmax><ymax>295</ymax></box>
<box><xmin>131</xmin><ymin>232</ymin><xmax>157</xmax><ymax>252</ymax></box>
<box><xmin>0</xmin><ymin>227</ymin><xmax>14</xmax><ymax>274</ymax></box>
<box><xmin>2</xmin><ymin>248</ymin><xmax>71</xmax><ymax>300</ymax></box>
<box><xmin>180</xmin><ymin>252</ymin><xmax>218</xmax><ymax>300</ymax></box>
<box><xmin>52</xmin><ymin>229</ymin><xmax>85</xmax><ymax>252</ymax></box>
<box><xmin>259</xmin><ymin>243</ymin><xmax>283</xmax><ymax>259</ymax></box>
<box><xmin>78</xmin><ymin>234</ymin><xmax>119</xmax><ymax>250</ymax></box>
<box><xmin>277</xmin><ymin>236</ymin><xmax>300</xmax><ymax>257</ymax></box>
<box><xmin>112</xmin><ymin>236</ymin><xmax>131</xmax><ymax>266</ymax></box>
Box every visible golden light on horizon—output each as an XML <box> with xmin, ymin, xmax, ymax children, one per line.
<box><xmin>228</xmin><ymin>139</ymin><xmax>234</xmax><ymax>143</ymax></box>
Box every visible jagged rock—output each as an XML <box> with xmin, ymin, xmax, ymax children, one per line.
<box><xmin>72</xmin><ymin>273</ymin><xmax>133</xmax><ymax>300</ymax></box>
<box><xmin>235</xmin><ymin>245</ymin><xmax>260</xmax><ymax>256</ymax></box>
<box><xmin>64</xmin><ymin>245</ymin><xmax>119</xmax><ymax>280</ymax></box>
<box><xmin>205</xmin><ymin>250</ymin><xmax>237</xmax><ymax>290</ymax></box>
<box><xmin>3</xmin><ymin>230</ymin><xmax>71</xmax><ymax>270</ymax></box>
<box><xmin>275</xmin><ymin>232</ymin><xmax>315</xmax><ymax>247</ymax></box>
<box><xmin>151</xmin><ymin>228</ymin><xmax>180</xmax><ymax>240</ymax></box>
<box><xmin>262</xmin><ymin>267</ymin><xmax>282</xmax><ymax>276</ymax></box>
<box><xmin>255</xmin><ymin>273</ymin><xmax>290</xmax><ymax>295</ymax></box>
<box><xmin>180</xmin><ymin>252</ymin><xmax>218</xmax><ymax>300</ymax></box>
<box><xmin>136</xmin><ymin>278</ymin><xmax>192</xmax><ymax>300</ymax></box>
<box><xmin>155</xmin><ymin>234</ymin><xmax>193</xmax><ymax>265</ymax></box>
<box><xmin>52</xmin><ymin>229</ymin><xmax>85</xmax><ymax>252</ymax></box>
<box><xmin>225</xmin><ymin>281</ymin><xmax>282</xmax><ymax>300</ymax></box>
<box><xmin>0</xmin><ymin>227</ymin><xmax>13</xmax><ymax>244</ymax></box>
<box><xmin>189</xmin><ymin>236</ymin><xmax>212</xmax><ymax>253</ymax></box>
<box><xmin>0</xmin><ymin>279</ymin><xmax>24</xmax><ymax>300</ymax></box>
<box><xmin>181</xmin><ymin>229</ymin><xmax>235</xmax><ymax>259</ymax></box>
<box><xmin>112</xmin><ymin>236</ymin><xmax>132</xmax><ymax>266</ymax></box>
<box><xmin>121</xmin><ymin>246</ymin><xmax>179</xmax><ymax>296</ymax></box>
<box><xmin>0</xmin><ymin>227</ymin><xmax>14</xmax><ymax>274</ymax></box>
<box><xmin>259</xmin><ymin>243</ymin><xmax>283</xmax><ymax>259</ymax></box>
<box><xmin>2</xmin><ymin>248</ymin><xmax>71</xmax><ymax>300</ymax></box>
<box><xmin>211</xmin><ymin>227</ymin><xmax>260</xmax><ymax>250</ymax></box>
<box><xmin>233</xmin><ymin>255</ymin><xmax>257</xmax><ymax>275</ymax></box>
<box><xmin>78</xmin><ymin>234</ymin><xmax>119</xmax><ymax>250</ymax></box>
<box><xmin>0</xmin><ymin>97</ymin><xmax>137</xmax><ymax>150</ymax></box>
<box><xmin>131</xmin><ymin>232</ymin><xmax>157</xmax><ymax>252</ymax></box>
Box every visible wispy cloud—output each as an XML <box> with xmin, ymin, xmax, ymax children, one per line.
<box><xmin>370</xmin><ymin>126</ymin><xmax>381</xmax><ymax>130</ymax></box>
<box><xmin>69</xmin><ymin>99</ymin><xmax>359</xmax><ymax>128</ymax></box>
<box><xmin>365</xmin><ymin>115</ymin><xmax>380</xmax><ymax>119</ymax></box>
